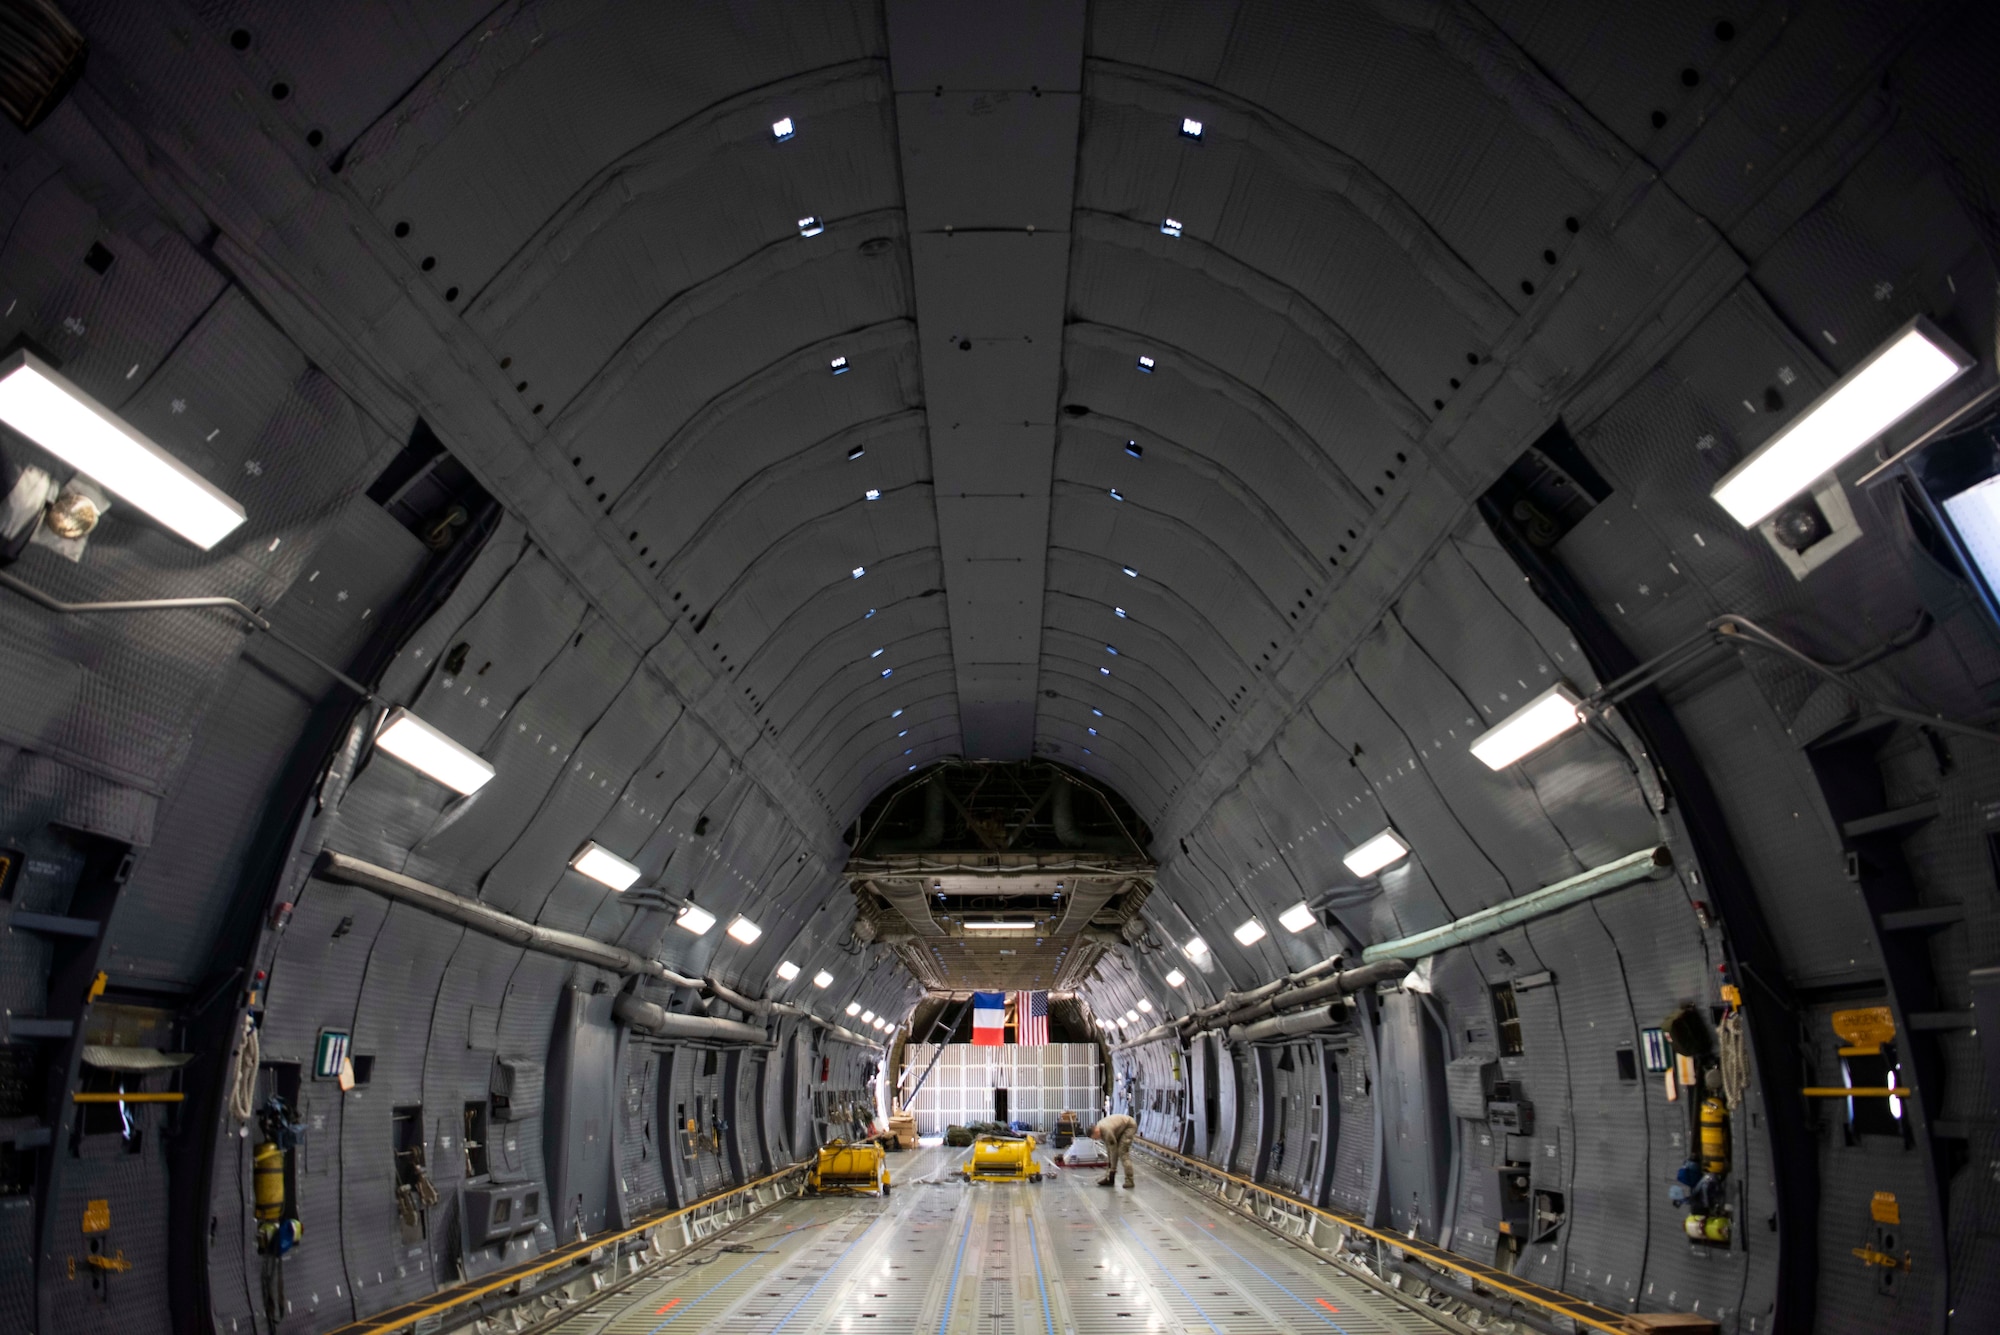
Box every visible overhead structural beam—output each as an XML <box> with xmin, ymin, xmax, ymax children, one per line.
<box><xmin>318</xmin><ymin>851</ymin><xmax>877</xmax><ymax>1045</ymax></box>
<box><xmin>1360</xmin><ymin>846</ymin><xmax>1674</xmax><ymax>964</ymax></box>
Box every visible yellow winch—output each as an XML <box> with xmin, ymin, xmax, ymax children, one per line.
<box><xmin>962</xmin><ymin>1133</ymin><xmax>1041</xmax><ymax>1183</ymax></box>
<box><xmin>806</xmin><ymin>1139</ymin><xmax>891</xmax><ymax>1196</ymax></box>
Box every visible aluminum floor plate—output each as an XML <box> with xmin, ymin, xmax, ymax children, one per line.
<box><xmin>550</xmin><ymin>1145</ymin><xmax>1449</xmax><ymax>1334</ymax></box>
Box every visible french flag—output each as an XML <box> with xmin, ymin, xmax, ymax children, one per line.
<box><xmin>971</xmin><ymin>991</ymin><xmax>1006</xmax><ymax>1046</ymax></box>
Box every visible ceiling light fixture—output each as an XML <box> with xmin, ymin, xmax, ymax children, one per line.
<box><xmin>862</xmin><ymin>1010</ymin><xmax>876</xmax><ymax>1023</ymax></box>
<box><xmin>864</xmin><ymin>487</ymin><xmax>880</xmax><ymax>500</ymax></box>
<box><xmin>1165</xmin><ymin>968</ymin><xmax>1186</xmax><ymax>987</ymax></box>
<box><xmin>676</xmin><ymin>903</ymin><xmax>717</xmax><ymax>935</ymax></box>
<box><xmin>891</xmin><ymin>708</ymin><xmax>903</xmax><ymax>718</ymax></box>
<box><xmin>1088</xmin><ymin>727</ymin><xmax>1098</xmax><ymax>736</ymax></box>
<box><xmin>570</xmin><ymin>840</ymin><xmax>642</xmax><ymax>891</ymax></box>
<box><xmin>846</xmin><ymin>1001</ymin><xmax>862</xmax><ymax>1016</ymax></box>
<box><xmin>897</xmin><ymin>729</ymin><xmax>908</xmax><ymax>737</ymax></box>
<box><xmin>1105</xmin><ymin>644</ymin><xmax>1118</xmax><ymax>655</ymax></box>
<box><xmin>1114</xmin><ymin>607</ymin><xmax>1127</xmax><ymax>618</ymax></box>
<box><xmin>864</xmin><ymin>608</ymin><xmax>876</xmax><ymax>618</ymax></box>
<box><xmin>1122</xmin><ymin>566</ymin><xmax>1137</xmax><ymax>578</ymax></box>
<box><xmin>1136</xmin><ymin>355</ymin><xmax>1155</xmax><ymax>373</ymax></box>
<box><xmin>1278</xmin><ymin>901</ymin><xmax>1316</xmax><ymax>933</ymax></box>
<box><xmin>851</xmin><ymin>565</ymin><xmax>865</xmax><ymax>578</ymax></box>
<box><xmin>772</xmin><ymin>116</ymin><xmax>795</xmax><ymax>140</ymax></box>
<box><xmin>813</xmin><ymin>970</ymin><xmax>834</xmax><ymax>988</ymax></box>
<box><xmin>964</xmin><ymin>920</ymin><xmax>1035</xmax><ymax>930</ymax></box>
<box><xmin>1180</xmin><ymin>117</ymin><xmax>1204</xmax><ymax>139</ymax></box>
<box><xmin>870</xmin><ymin>647</ymin><xmax>884</xmax><ymax>658</ymax></box>
<box><xmin>1184</xmin><ymin>935</ymin><xmax>1209</xmax><ymax>958</ymax></box>
<box><xmin>830</xmin><ymin>355</ymin><xmax>849</xmax><ymax>374</ymax></box>
<box><xmin>1343</xmin><ymin>828</ymin><xmax>1410</xmax><ymax>877</ymax></box>
<box><xmin>1712</xmin><ymin>317</ymin><xmax>1972</xmax><ymax>527</ymax></box>
<box><xmin>1091</xmin><ymin>708</ymin><xmax>1103</xmax><ymax>717</ymax></box>
<box><xmin>797</xmin><ymin>215</ymin><xmax>824</xmax><ymax>237</ymax></box>
<box><xmin>880</xmin><ymin>667</ymin><xmax>893</xmax><ymax>678</ymax></box>
<box><xmin>1125</xmin><ymin>441</ymin><xmax>1144</xmax><ymax>459</ymax></box>
<box><xmin>777</xmin><ymin>960</ymin><xmax>801</xmax><ymax>981</ymax></box>
<box><xmin>1160</xmin><ymin>218</ymin><xmax>1182</xmax><ymax>238</ymax></box>
<box><xmin>1099</xmin><ymin>667</ymin><xmax>1110</xmax><ymax>676</ymax></box>
<box><xmin>1137</xmin><ymin>999</ymin><xmax>1153</xmax><ymax>1012</ymax></box>
<box><xmin>726</xmin><ymin>915</ymin><xmax>763</xmax><ymax>944</ymax></box>
<box><xmin>0</xmin><ymin>350</ymin><xmax>247</xmax><ymax>549</ymax></box>
<box><xmin>1470</xmin><ymin>683</ymin><xmax>1586</xmax><ymax>769</ymax></box>
<box><xmin>847</xmin><ymin>445</ymin><xmax>865</xmax><ymax>460</ymax></box>
<box><xmin>373</xmin><ymin>707</ymin><xmax>496</xmax><ymax>795</ymax></box>
<box><xmin>1233</xmin><ymin>918</ymin><xmax>1267</xmax><ymax>946</ymax></box>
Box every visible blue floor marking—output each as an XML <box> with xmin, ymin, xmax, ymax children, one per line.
<box><xmin>1026</xmin><ymin>1214</ymin><xmax>1055</xmax><ymax>1335</ymax></box>
<box><xmin>1190</xmin><ymin>1218</ymin><xmax>1353</xmax><ymax>1333</ymax></box>
<box><xmin>937</xmin><ymin>1191</ymin><xmax>977</xmax><ymax>1335</ymax></box>
<box><xmin>1122</xmin><ymin>1216</ymin><xmax>1223</xmax><ymax>1334</ymax></box>
<box><xmin>769</xmin><ymin>1212</ymin><xmax>884</xmax><ymax>1333</ymax></box>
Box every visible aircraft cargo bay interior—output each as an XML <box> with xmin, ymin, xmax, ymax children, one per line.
<box><xmin>0</xmin><ymin>2</ymin><xmax>1997</xmax><ymax>1333</ymax></box>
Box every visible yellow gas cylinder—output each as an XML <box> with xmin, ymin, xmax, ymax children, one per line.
<box><xmin>254</xmin><ymin>1141</ymin><xmax>285</xmax><ymax>1224</ymax></box>
<box><xmin>1699</xmin><ymin>1097</ymin><xmax>1729</xmax><ymax>1175</ymax></box>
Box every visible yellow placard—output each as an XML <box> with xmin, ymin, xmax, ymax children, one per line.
<box><xmin>81</xmin><ymin>1199</ymin><xmax>109</xmax><ymax>1235</ymax></box>
<box><xmin>1870</xmin><ymin>1191</ymin><xmax>1900</xmax><ymax>1225</ymax></box>
<box><xmin>1833</xmin><ymin>1007</ymin><xmax>1895</xmax><ymax>1055</ymax></box>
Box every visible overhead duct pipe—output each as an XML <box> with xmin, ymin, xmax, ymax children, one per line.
<box><xmin>1114</xmin><ymin>959</ymin><xmax>1406</xmax><ymax>1049</ymax></box>
<box><xmin>318</xmin><ymin>851</ymin><xmax>702</xmax><ymax>987</ymax></box>
<box><xmin>1360</xmin><ymin>845</ymin><xmax>1673</xmax><ymax>963</ymax></box>
<box><xmin>613</xmin><ymin>994</ymin><xmax>768</xmax><ymax>1044</ymax></box>
<box><xmin>1225</xmin><ymin>1006</ymin><xmax>1350</xmax><ymax>1045</ymax></box>
<box><xmin>704</xmin><ymin>978</ymin><xmax>880</xmax><ymax>1049</ymax></box>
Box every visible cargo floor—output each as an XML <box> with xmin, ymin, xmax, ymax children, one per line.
<box><xmin>546</xmin><ymin>1144</ymin><xmax>1449</xmax><ymax>1334</ymax></box>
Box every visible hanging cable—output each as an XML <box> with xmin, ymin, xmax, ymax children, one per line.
<box><xmin>227</xmin><ymin>1012</ymin><xmax>260</xmax><ymax>1123</ymax></box>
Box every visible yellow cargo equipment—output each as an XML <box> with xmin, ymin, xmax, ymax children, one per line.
<box><xmin>806</xmin><ymin>1139</ymin><xmax>891</xmax><ymax>1196</ymax></box>
<box><xmin>962</xmin><ymin>1133</ymin><xmax>1041</xmax><ymax>1182</ymax></box>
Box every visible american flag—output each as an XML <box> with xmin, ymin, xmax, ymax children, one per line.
<box><xmin>1017</xmin><ymin>990</ymin><xmax>1049</xmax><ymax>1046</ymax></box>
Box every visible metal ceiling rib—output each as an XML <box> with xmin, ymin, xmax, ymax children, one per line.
<box><xmin>887</xmin><ymin>0</ymin><xmax>1086</xmax><ymax>760</ymax></box>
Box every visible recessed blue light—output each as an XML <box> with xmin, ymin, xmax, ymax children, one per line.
<box><xmin>1088</xmin><ymin>727</ymin><xmax>1098</xmax><ymax>736</ymax></box>
<box><xmin>847</xmin><ymin>445</ymin><xmax>865</xmax><ymax>460</ymax></box>
<box><xmin>891</xmin><ymin>708</ymin><xmax>903</xmax><ymax>718</ymax></box>
<box><xmin>830</xmin><ymin>355</ymin><xmax>849</xmax><ymax>375</ymax></box>
<box><xmin>1160</xmin><ymin>218</ymin><xmax>1183</xmax><ymax>238</ymax></box>
<box><xmin>1114</xmin><ymin>607</ymin><xmax>1127</xmax><ymax>618</ymax></box>
<box><xmin>1091</xmin><ymin>708</ymin><xmax>1103</xmax><ymax>717</ymax></box>
<box><xmin>1109</xmin><ymin>488</ymin><xmax>1124</xmax><ymax>501</ymax></box>
<box><xmin>1105</xmin><ymin>644</ymin><xmax>1118</xmax><ymax>655</ymax></box>
<box><xmin>1100</xmin><ymin>667</ymin><xmax>1111</xmax><ymax>676</ymax></box>
<box><xmin>864</xmin><ymin>488</ymin><xmax>880</xmax><ymax>500</ymax></box>
<box><xmin>881</xmin><ymin>668</ymin><xmax>893</xmax><ymax>678</ymax></box>
<box><xmin>870</xmin><ymin>648</ymin><xmax>884</xmax><ymax>658</ymax></box>
<box><xmin>1121</xmin><ymin>566</ymin><xmax>1137</xmax><ymax>578</ymax></box>
<box><xmin>1180</xmin><ymin>117</ymin><xmax>1204</xmax><ymax>139</ymax></box>
<box><xmin>772</xmin><ymin>117</ymin><xmax>795</xmax><ymax>141</ymax></box>
<box><xmin>864</xmin><ymin>608</ymin><xmax>876</xmax><ymax>619</ymax></box>
<box><xmin>1125</xmin><ymin>441</ymin><xmax>1143</xmax><ymax>459</ymax></box>
<box><xmin>798</xmin><ymin>215</ymin><xmax>824</xmax><ymax>237</ymax></box>
<box><xmin>851</xmin><ymin>565</ymin><xmax>866</xmax><ymax>579</ymax></box>
<box><xmin>1137</xmin><ymin>355</ymin><xmax>1155</xmax><ymax>373</ymax></box>
<box><xmin>897</xmin><ymin>729</ymin><xmax>908</xmax><ymax>737</ymax></box>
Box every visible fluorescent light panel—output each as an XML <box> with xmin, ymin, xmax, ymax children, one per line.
<box><xmin>1342</xmin><ymin>829</ymin><xmax>1410</xmax><ymax>878</ymax></box>
<box><xmin>964</xmin><ymin>920</ymin><xmax>1035</xmax><ymax>930</ymax></box>
<box><xmin>1183</xmin><ymin>935</ymin><xmax>1209</xmax><ymax>958</ymax></box>
<box><xmin>374</xmin><ymin>707</ymin><xmax>496</xmax><ymax>795</ymax></box>
<box><xmin>862</xmin><ymin>1010</ymin><xmax>876</xmax><ymax>1023</ymax></box>
<box><xmin>1164</xmin><ymin>969</ymin><xmax>1186</xmax><ymax>987</ymax></box>
<box><xmin>813</xmin><ymin>970</ymin><xmax>834</xmax><ymax>988</ymax></box>
<box><xmin>846</xmin><ymin>1001</ymin><xmax>862</xmax><ymax>1015</ymax></box>
<box><xmin>1125</xmin><ymin>1010</ymin><xmax>1140</xmax><ymax>1022</ymax></box>
<box><xmin>1137</xmin><ymin>999</ymin><xmax>1153</xmax><ymax>1012</ymax></box>
<box><xmin>570</xmin><ymin>841</ymin><xmax>641</xmax><ymax>891</ymax></box>
<box><xmin>1470</xmin><ymin>683</ymin><xmax>1586</xmax><ymax>769</ymax></box>
<box><xmin>1233</xmin><ymin>918</ymin><xmax>1267</xmax><ymax>946</ymax></box>
<box><xmin>676</xmin><ymin>904</ymin><xmax>716</xmax><ymax>935</ymax></box>
<box><xmin>776</xmin><ymin>960</ymin><xmax>801</xmax><ymax>981</ymax></box>
<box><xmin>1712</xmin><ymin>319</ymin><xmax>1971</xmax><ymax>527</ymax></box>
<box><xmin>1278</xmin><ymin>901</ymin><xmax>1316</xmax><ymax>933</ymax></box>
<box><xmin>726</xmin><ymin>915</ymin><xmax>762</xmax><ymax>944</ymax></box>
<box><xmin>0</xmin><ymin>350</ymin><xmax>247</xmax><ymax>549</ymax></box>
